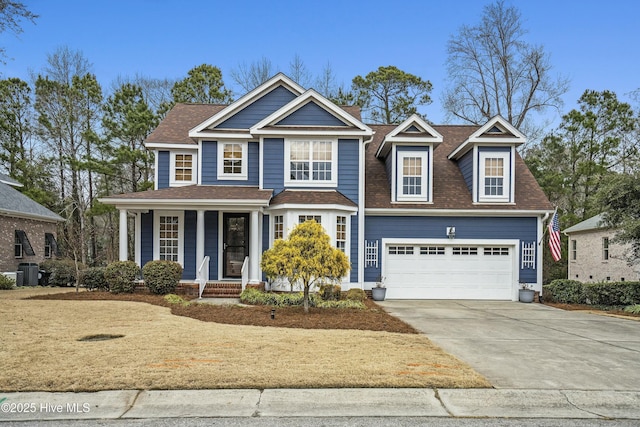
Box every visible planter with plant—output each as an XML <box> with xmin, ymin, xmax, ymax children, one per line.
<box><xmin>519</xmin><ymin>283</ymin><xmax>535</xmax><ymax>303</ymax></box>
<box><xmin>372</xmin><ymin>276</ymin><xmax>386</xmax><ymax>301</ymax></box>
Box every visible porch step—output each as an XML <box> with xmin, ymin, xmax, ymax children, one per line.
<box><xmin>201</xmin><ymin>282</ymin><xmax>242</xmax><ymax>298</ymax></box>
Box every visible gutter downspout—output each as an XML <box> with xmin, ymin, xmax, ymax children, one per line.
<box><xmin>359</xmin><ymin>133</ymin><xmax>375</xmax><ymax>289</ymax></box>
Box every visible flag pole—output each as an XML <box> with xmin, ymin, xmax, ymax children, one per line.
<box><xmin>538</xmin><ymin>207</ymin><xmax>557</xmax><ymax>246</ymax></box>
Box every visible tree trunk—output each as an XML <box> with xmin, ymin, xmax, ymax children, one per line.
<box><xmin>303</xmin><ymin>283</ymin><xmax>310</xmax><ymax>313</ymax></box>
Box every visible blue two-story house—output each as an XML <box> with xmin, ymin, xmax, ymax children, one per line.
<box><xmin>101</xmin><ymin>73</ymin><xmax>553</xmax><ymax>300</ymax></box>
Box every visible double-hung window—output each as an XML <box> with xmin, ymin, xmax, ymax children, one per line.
<box><xmin>286</xmin><ymin>140</ymin><xmax>337</xmax><ymax>186</ymax></box>
<box><xmin>217</xmin><ymin>142</ymin><xmax>247</xmax><ymax>180</ymax></box>
<box><xmin>170</xmin><ymin>151</ymin><xmax>197</xmax><ymax>186</ymax></box>
<box><xmin>478</xmin><ymin>151</ymin><xmax>511</xmax><ymax>202</ymax></box>
<box><xmin>15</xmin><ymin>230</ymin><xmax>35</xmax><ymax>258</ymax></box>
<box><xmin>397</xmin><ymin>150</ymin><xmax>429</xmax><ymax>201</ymax></box>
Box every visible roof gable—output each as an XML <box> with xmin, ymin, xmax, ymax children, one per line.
<box><xmin>376</xmin><ymin>114</ymin><xmax>443</xmax><ymax>158</ymax></box>
<box><xmin>250</xmin><ymin>89</ymin><xmax>372</xmax><ymax>137</ymax></box>
<box><xmin>448</xmin><ymin>115</ymin><xmax>525</xmax><ymax>160</ymax></box>
<box><xmin>189</xmin><ymin>73</ymin><xmax>305</xmax><ymax>137</ymax></box>
<box><xmin>0</xmin><ymin>182</ymin><xmax>63</xmax><ymax>222</ymax></box>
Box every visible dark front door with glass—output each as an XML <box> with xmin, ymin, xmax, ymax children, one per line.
<box><xmin>223</xmin><ymin>213</ymin><xmax>249</xmax><ymax>278</ymax></box>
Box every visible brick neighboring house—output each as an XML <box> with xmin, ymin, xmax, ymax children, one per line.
<box><xmin>564</xmin><ymin>214</ymin><xmax>639</xmax><ymax>283</ymax></box>
<box><xmin>0</xmin><ymin>173</ymin><xmax>63</xmax><ymax>275</ymax></box>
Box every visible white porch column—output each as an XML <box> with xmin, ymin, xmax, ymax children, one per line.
<box><xmin>249</xmin><ymin>209</ymin><xmax>260</xmax><ymax>284</ymax></box>
<box><xmin>134</xmin><ymin>212</ymin><xmax>141</xmax><ymax>266</ymax></box>
<box><xmin>119</xmin><ymin>209</ymin><xmax>128</xmax><ymax>261</ymax></box>
<box><xmin>196</xmin><ymin>209</ymin><xmax>205</xmax><ymax>276</ymax></box>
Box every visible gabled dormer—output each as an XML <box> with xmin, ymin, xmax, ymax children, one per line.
<box><xmin>448</xmin><ymin>115</ymin><xmax>525</xmax><ymax>204</ymax></box>
<box><xmin>375</xmin><ymin>115</ymin><xmax>443</xmax><ymax>203</ymax></box>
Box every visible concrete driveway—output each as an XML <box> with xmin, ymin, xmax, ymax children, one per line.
<box><xmin>378</xmin><ymin>300</ymin><xmax>640</xmax><ymax>390</ymax></box>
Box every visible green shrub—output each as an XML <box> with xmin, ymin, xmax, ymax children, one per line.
<box><xmin>0</xmin><ymin>274</ymin><xmax>15</xmax><ymax>290</ymax></box>
<box><xmin>142</xmin><ymin>260</ymin><xmax>183</xmax><ymax>295</ymax></box>
<box><xmin>104</xmin><ymin>261</ymin><xmax>139</xmax><ymax>294</ymax></box>
<box><xmin>583</xmin><ymin>282</ymin><xmax>640</xmax><ymax>306</ymax></box>
<box><xmin>346</xmin><ymin>288</ymin><xmax>367</xmax><ymax>301</ymax></box>
<box><xmin>318</xmin><ymin>283</ymin><xmax>341</xmax><ymax>301</ymax></box>
<box><xmin>80</xmin><ymin>267</ymin><xmax>108</xmax><ymax>291</ymax></box>
<box><xmin>543</xmin><ymin>279</ymin><xmax>586</xmax><ymax>304</ymax></box>
<box><xmin>164</xmin><ymin>294</ymin><xmax>190</xmax><ymax>306</ymax></box>
<box><xmin>624</xmin><ymin>304</ymin><xmax>640</xmax><ymax>315</ymax></box>
<box><xmin>317</xmin><ymin>300</ymin><xmax>365</xmax><ymax>309</ymax></box>
<box><xmin>40</xmin><ymin>259</ymin><xmax>80</xmax><ymax>287</ymax></box>
<box><xmin>240</xmin><ymin>288</ymin><xmax>321</xmax><ymax>307</ymax></box>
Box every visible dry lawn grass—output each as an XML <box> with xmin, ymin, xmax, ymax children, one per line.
<box><xmin>0</xmin><ymin>288</ymin><xmax>491</xmax><ymax>392</ymax></box>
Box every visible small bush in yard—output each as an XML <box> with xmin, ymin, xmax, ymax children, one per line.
<box><xmin>318</xmin><ymin>283</ymin><xmax>341</xmax><ymax>301</ymax></box>
<box><xmin>104</xmin><ymin>261</ymin><xmax>139</xmax><ymax>294</ymax></box>
<box><xmin>346</xmin><ymin>288</ymin><xmax>366</xmax><ymax>301</ymax></box>
<box><xmin>543</xmin><ymin>279</ymin><xmax>586</xmax><ymax>304</ymax></box>
<box><xmin>624</xmin><ymin>304</ymin><xmax>640</xmax><ymax>315</ymax></box>
<box><xmin>142</xmin><ymin>260</ymin><xmax>183</xmax><ymax>295</ymax></box>
<box><xmin>40</xmin><ymin>259</ymin><xmax>80</xmax><ymax>287</ymax></box>
<box><xmin>240</xmin><ymin>288</ymin><xmax>363</xmax><ymax>308</ymax></box>
<box><xmin>80</xmin><ymin>267</ymin><xmax>108</xmax><ymax>291</ymax></box>
<box><xmin>164</xmin><ymin>294</ymin><xmax>190</xmax><ymax>306</ymax></box>
<box><xmin>0</xmin><ymin>274</ymin><xmax>15</xmax><ymax>290</ymax></box>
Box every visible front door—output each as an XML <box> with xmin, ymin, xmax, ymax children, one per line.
<box><xmin>223</xmin><ymin>213</ymin><xmax>249</xmax><ymax>278</ymax></box>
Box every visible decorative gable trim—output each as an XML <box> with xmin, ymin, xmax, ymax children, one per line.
<box><xmin>376</xmin><ymin>114</ymin><xmax>443</xmax><ymax>158</ymax></box>
<box><xmin>188</xmin><ymin>73</ymin><xmax>305</xmax><ymax>137</ymax></box>
<box><xmin>250</xmin><ymin>89</ymin><xmax>373</xmax><ymax>137</ymax></box>
<box><xmin>448</xmin><ymin>115</ymin><xmax>525</xmax><ymax>160</ymax></box>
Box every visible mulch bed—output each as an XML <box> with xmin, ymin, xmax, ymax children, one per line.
<box><xmin>544</xmin><ymin>302</ymin><xmax>640</xmax><ymax>319</ymax></box>
<box><xmin>31</xmin><ymin>291</ymin><xmax>419</xmax><ymax>334</ymax></box>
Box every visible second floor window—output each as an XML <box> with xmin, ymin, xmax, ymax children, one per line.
<box><xmin>286</xmin><ymin>140</ymin><xmax>337</xmax><ymax>186</ymax></box>
<box><xmin>571</xmin><ymin>239</ymin><xmax>577</xmax><ymax>260</ymax></box>
<box><xmin>396</xmin><ymin>150</ymin><xmax>429</xmax><ymax>201</ymax></box>
<box><xmin>478</xmin><ymin>151</ymin><xmax>511</xmax><ymax>203</ymax></box>
<box><xmin>603</xmin><ymin>237</ymin><xmax>609</xmax><ymax>260</ymax></box>
<box><xmin>218</xmin><ymin>142</ymin><xmax>248</xmax><ymax>180</ymax></box>
<box><xmin>171</xmin><ymin>151</ymin><xmax>197</xmax><ymax>185</ymax></box>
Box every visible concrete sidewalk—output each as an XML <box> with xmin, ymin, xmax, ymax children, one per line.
<box><xmin>1</xmin><ymin>388</ymin><xmax>640</xmax><ymax>421</ymax></box>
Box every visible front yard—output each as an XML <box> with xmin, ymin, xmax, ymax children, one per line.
<box><xmin>0</xmin><ymin>288</ymin><xmax>491</xmax><ymax>392</ymax></box>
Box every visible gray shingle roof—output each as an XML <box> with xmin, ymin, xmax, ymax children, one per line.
<box><xmin>564</xmin><ymin>214</ymin><xmax>606</xmax><ymax>234</ymax></box>
<box><xmin>0</xmin><ymin>182</ymin><xmax>64</xmax><ymax>222</ymax></box>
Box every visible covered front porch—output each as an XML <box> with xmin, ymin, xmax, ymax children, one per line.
<box><xmin>99</xmin><ymin>185</ymin><xmax>273</xmax><ymax>289</ymax></box>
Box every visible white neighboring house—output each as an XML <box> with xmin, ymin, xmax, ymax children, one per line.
<box><xmin>564</xmin><ymin>214</ymin><xmax>639</xmax><ymax>283</ymax></box>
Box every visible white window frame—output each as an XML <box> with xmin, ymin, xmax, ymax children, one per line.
<box><xmin>397</xmin><ymin>150</ymin><xmax>429</xmax><ymax>202</ymax></box>
<box><xmin>154</xmin><ymin>211</ymin><xmax>184</xmax><ymax>266</ymax></box>
<box><xmin>284</xmin><ymin>139</ymin><xmax>338</xmax><ymax>187</ymax></box>
<box><xmin>478</xmin><ymin>151</ymin><xmax>511</xmax><ymax>203</ymax></box>
<box><xmin>217</xmin><ymin>141</ymin><xmax>248</xmax><ymax>180</ymax></box>
<box><xmin>269</xmin><ymin>210</ymin><xmax>351</xmax><ymax>256</ymax></box>
<box><xmin>170</xmin><ymin>151</ymin><xmax>197</xmax><ymax>186</ymax></box>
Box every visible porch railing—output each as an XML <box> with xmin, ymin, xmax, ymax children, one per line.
<box><xmin>197</xmin><ymin>256</ymin><xmax>210</xmax><ymax>298</ymax></box>
<box><xmin>241</xmin><ymin>256</ymin><xmax>249</xmax><ymax>291</ymax></box>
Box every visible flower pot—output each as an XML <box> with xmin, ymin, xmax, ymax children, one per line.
<box><xmin>519</xmin><ymin>289</ymin><xmax>535</xmax><ymax>303</ymax></box>
<box><xmin>372</xmin><ymin>287</ymin><xmax>386</xmax><ymax>301</ymax></box>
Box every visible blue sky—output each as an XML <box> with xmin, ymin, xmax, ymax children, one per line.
<box><xmin>1</xmin><ymin>0</ymin><xmax>638</xmax><ymax>126</ymax></box>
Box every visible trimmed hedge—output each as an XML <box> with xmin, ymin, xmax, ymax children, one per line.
<box><xmin>80</xmin><ymin>267</ymin><xmax>108</xmax><ymax>291</ymax></box>
<box><xmin>346</xmin><ymin>288</ymin><xmax>366</xmax><ymax>302</ymax></box>
<box><xmin>105</xmin><ymin>261</ymin><xmax>139</xmax><ymax>294</ymax></box>
<box><xmin>240</xmin><ymin>288</ymin><xmax>365</xmax><ymax>309</ymax></box>
<box><xmin>544</xmin><ymin>279</ymin><xmax>640</xmax><ymax>306</ymax></box>
<box><xmin>318</xmin><ymin>283</ymin><xmax>341</xmax><ymax>301</ymax></box>
<box><xmin>40</xmin><ymin>259</ymin><xmax>81</xmax><ymax>287</ymax></box>
<box><xmin>142</xmin><ymin>260</ymin><xmax>183</xmax><ymax>295</ymax></box>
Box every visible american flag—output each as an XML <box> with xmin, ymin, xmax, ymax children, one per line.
<box><xmin>548</xmin><ymin>210</ymin><xmax>561</xmax><ymax>262</ymax></box>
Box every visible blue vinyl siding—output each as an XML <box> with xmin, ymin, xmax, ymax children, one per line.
<box><xmin>263</xmin><ymin>138</ymin><xmax>285</xmax><ymax>193</ymax></box>
<box><xmin>337</xmin><ymin>139</ymin><xmax>359</xmax><ymax>204</ymax></box>
<box><xmin>364</xmin><ymin>216</ymin><xmax>538</xmax><ymax>283</ymax></box>
<box><xmin>201</xmin><ymin>140</ymin><xmax>259</xmax><ymax>185</ymax></box>
<box><xmin>157</xmin><ymin>151</ymin><xmax>170</xmax><ymax>189</ymax></box>
<box><xmin>201</xmin><ymin>141</ymin><xmax>216</xmax><ymax>184</ymax></box>
<box><xmin>204</xmin><ymin>211</ymin><xmax>218</xmax><ymax>280</ymax></box>
<box><xmin>183</xmin><ymin>211</ymin><xmax>197</xmax><ymax>280</ymax></box>
<box><xmin>350</xmin><ymin>215</ymin><xmax>358</xmax><ymax>283</ymax></box>
<box><xmin>458</xmin><ymin>150</ymin><xmax>473</xmax><ymax>193</ymax></box>
<box><xmin>216</xmin><ymin>86</ymin><xmax>297</xmax><ymax>129</ymax></box>
<box><xmin>384</xmin><ymin>154</ymin><xmax>393</xmax><ymax>188</ymax></box>
<box><xmin>141</xmin><ymin>211</ymin><xmax>153</xmax><ymax>267</ymax></box>
<box><xmin>262</xmin><ymin>215</ymin><xmax>270</xmax><ymax>253</ymax></box>
<box><xmin>276</xmin><ymin>102</ymin><xmax>346</xmax><ymax>126</ymax></box>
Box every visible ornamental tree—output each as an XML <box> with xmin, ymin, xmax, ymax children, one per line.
<box><xmin>261</xmin><ymin>220</ymin><xmax>350</xmax><ymax>313</ymax></box>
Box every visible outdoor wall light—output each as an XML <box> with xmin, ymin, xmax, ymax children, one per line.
<box><xmin>271</xmin><ymin>309</ymin><xmax>275</xmax><ymax>319</ymax></box>
<box><xmin>446</xmin><ymin>226</ymin><xmax>456</xmax><ymax>239</ymax></box>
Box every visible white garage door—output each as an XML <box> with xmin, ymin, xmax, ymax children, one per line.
<box><xmin>384</xmin><ymin>243</ymin><xmax>515</xmax><ymax>300</ymax></box>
